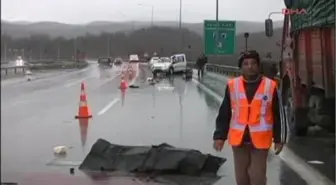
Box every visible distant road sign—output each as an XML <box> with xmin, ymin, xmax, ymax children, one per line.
<box><xmin>204</xmin><ymin>20</ymin><xmax>236</xmax><ymax>55</ymax></box>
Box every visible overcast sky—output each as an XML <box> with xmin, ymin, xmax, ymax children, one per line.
<box><xmin>2</xmin><ymin>0</ymin><xmax>285</xmax><ymax>23</ymax></box>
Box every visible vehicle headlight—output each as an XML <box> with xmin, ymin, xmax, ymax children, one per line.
<box><xmin>163</xmin><ymin>64</ymin><xmax>169</xmax><ymax>69</ymax></box>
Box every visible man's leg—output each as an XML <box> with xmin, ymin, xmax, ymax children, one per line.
<box><xmin>232</xmin><ymin>145</ymin><xmax>252</xmax><ymax>185</ymax></box>
<box><xmin>248</xmin><ymin>148</ymin><xmax>269</xmax><ymax>185</ymax></box>
<box><xmin>200</xmin><ymin>66</ymin><xmax>205</xmax><ymax>78</ymax></box>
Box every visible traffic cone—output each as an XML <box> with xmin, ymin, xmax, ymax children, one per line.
<box><xmin>75</xmin><ymin>82</ymin><xmax>92</xmax><ymax>119</ymax></box>
<box><xmin>119</xmin><ymin>74</ymin><xmax>128</xmax><ymax>90</ymax></box>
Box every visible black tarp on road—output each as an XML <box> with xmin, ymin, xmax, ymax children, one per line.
<box><xmin>79</xmin><ymin>139</ymin><xmax>226</xmax><ymax>185</ymax></box>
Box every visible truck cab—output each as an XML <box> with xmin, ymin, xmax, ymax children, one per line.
<box><xmin>265</xmin><ymin>0</ymin><xmax>335</xmax><ymax>136</ymax></box>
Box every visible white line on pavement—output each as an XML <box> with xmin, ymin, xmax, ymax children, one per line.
<box><xmin>192</xmin><ymin>79</ymin><xmax>223</xmax><ymax>103</ymax></box>
<box><xmin>191</xmin><ymin>76</ymin><xmax>334</xmax><ymax>185</ymax></box>
<box><xmin>97</xmin><ymin>98</ymin><xmax>120</xmax><ymax>115</ymax></box>
<box><xmin>98</xmin><ymin>74</ymin><xmax>120</xmax><ymax>87</ymax></box>
<box><xmin>64</xmin><ymin>76</ymin><xmax>92</xmax><ymax>88</ymax></box>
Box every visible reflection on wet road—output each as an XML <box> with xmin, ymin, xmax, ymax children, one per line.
<box><xmin>0</xmin><ymin>63</ymin><xmax>319</xmax><ymax>185</ymax></box>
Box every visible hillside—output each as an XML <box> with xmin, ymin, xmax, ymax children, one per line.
<box><xmin>1</xmin><ymin>20</ymin><xmax>284</xmax><ymax>63</ymax></box>
<box><xmin>1</xmin><ymin>20</ymin><xmax>283</xmax><ymax>39</ymax></box>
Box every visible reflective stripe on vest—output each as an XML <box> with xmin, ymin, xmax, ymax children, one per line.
<box><xmin>228</xmin><ymin>76</ymin><xmax>276</xmax><ymax>149</ymax></box>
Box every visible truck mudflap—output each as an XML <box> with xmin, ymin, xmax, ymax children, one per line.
<box><xmin>79</xmin><ymin>139</ymin><xmax>226</xmax><ymax>185</ymax></box>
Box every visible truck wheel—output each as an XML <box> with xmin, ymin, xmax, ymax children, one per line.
<box><xmin>293</xmin><ymin>108</ymin><xmax>309</xmax><ymax>136</ymax></box>
<box><xmin>153</xmin><ymin>72</ymin><xmax>157</xmax><ymax>78</ymax></box>
<box><xmin>308</xmin><ymin>94</ymin><xmax>335</xmax><ymax>132</ymax></box>
<box><xmin>284</xmin><ymin>88</ymin><xmax>309</xmax><ymax>136</ymax></box>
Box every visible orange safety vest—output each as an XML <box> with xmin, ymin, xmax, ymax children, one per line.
<box><xmin>227</xmin><ymin>76</ymin><xmax>277</xmax><ymax>149</ymax></box>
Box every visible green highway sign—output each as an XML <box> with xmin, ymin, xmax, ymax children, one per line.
<box><xmin>204</xmin><ymin>20</ymin><xmax>236</xmax><ymax>55</ymax></box>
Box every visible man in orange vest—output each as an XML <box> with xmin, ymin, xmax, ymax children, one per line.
<box><xmin>213</xmin><ymin>50</ymin><xmax>288</xmax><ymax>185</ymax></box>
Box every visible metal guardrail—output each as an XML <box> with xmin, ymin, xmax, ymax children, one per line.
<box><xmin>204</xmin><ymin>63</ymin><xmax>241</xmax><ymax>77</ymax></box>
<box><xmin>187</xmin><ymin>61</ymin><xmax>241</xmax><ymax>77</ymax></box>
<box><xmin>1</xmin><ymin>60</ymin><xmax>83</xmax><ymax>76</ymax></box>
<box><xmin>1</xmin><ymin>65</ymin><xmax>28</xmax><ymax>76</ymax></box>
<box><xmin>187</xmin><ymin>59</ymin><xmax>279</xmax><ymax>79</ymax></box>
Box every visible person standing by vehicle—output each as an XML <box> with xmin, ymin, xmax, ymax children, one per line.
<box><xmin>213</xmin><ymin>50</ymin><xmax>287</xmax><ymax>185</ymax></box>
<box><xmin>196</xmin><ymin>53</ymin><xmax>207</xmax><ymax>78</ymax></box>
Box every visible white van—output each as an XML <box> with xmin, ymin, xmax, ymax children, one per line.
<box><xmin>169</xmin><ymin>54</ymin><xmax>187</xmax><ymax>75</ymax></box>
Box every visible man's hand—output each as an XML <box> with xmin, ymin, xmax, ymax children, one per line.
<box><xmin>274</xmin><ymin>143</ymin><xmax>284</xmax><ymax>155</ymax></box>
<box><xmin>213</xmin><ymin>140</ymin><xmax>225</xmax><ymax>151</ymax></box>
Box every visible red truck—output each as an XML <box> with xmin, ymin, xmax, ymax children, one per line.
<box><xmin>265</xmin><ymin>0</ymin><xmax>335</xmax><ymax>136</ymax></box>
<box><xmin>76</xmin><ymin>52</ymin><xmax>86</xmax><ymax>62</ymax></box>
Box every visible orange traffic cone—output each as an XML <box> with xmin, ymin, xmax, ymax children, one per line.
<box><xmin>119</xmin><ymin>74</ymin><xmax>128</xmax><ymax>90</ymax></box>
<box><xmin>75</xmin><ymin>82</ymin><xmax>92</xmax><ymax>119</ymax></box>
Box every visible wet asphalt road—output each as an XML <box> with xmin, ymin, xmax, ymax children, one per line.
<box><xmin>1</xmin><ymin>62</ymin><xmax>311</xmax><ymax>184</ymax></box>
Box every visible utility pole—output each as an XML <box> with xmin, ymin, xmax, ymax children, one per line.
<box><xmin>215</xmin><ymin>0</ymin><xmax>219</xmax><ymax>63</ymax></box>
<box><xmin>138</xmin><ymin>4</ymin><xmax>154</xmax><ymax>27</ymax></box>
<box><xmin>179</xmin><ymin>0</ymin><xmax>183</xmax><ymax>51</ymax></box>
<box><xmin>4</xmin><ymin>41</ymin><xmax>7</xmax><ymax>63</ymax></box>
<box><xmin>151</xmin><ymin>6</ymin><xmax>154</xmax><ymax>27</ymax></box>
<box><xmin>107</xmin><ymin>35</ymin><xmax>110</xmax><ymax>57</ymax></box>
<box><xmin>21</xmin><ymin>49</ymin><xmax>25</xmax><ymax>59</ymax></box>
<box><xmin>2</xmin><ymin>31</ymin><xmax>7</xmax><ymax>63</ymax></box>
<box><xmin>179</xmin><ymin>0</ymin><xmax>182</xmax><ymax>29</ymax></box>
<box><xmin>244</xmin><ymin>32</ymin><xmax>249</xmax><ymax>51</ymax></box>
<box><xmin>39</xmin><ymin>46</ymin><xmax>42</xmax><ymax>61</ymax></box>
<box><xmin>216</xmin><ymin>0</ymin><xmax>219</xmax><ymax>21</ymax></box>
<box><xmin>74</xmin><ymin>38</ymin><xmax>77</xmax><ymax>60</ymax></box>
<box><xmin>57</xmin><ymin>46</ymin><xmax>60</xmax><ymax>60</ymax></box>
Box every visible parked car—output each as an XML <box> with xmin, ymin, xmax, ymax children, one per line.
<box><xmin>149</xmin><ymin>57</ymin><xmax>160</xmax><ymax>67</ymax></box>
<box><xmin>129</xmin><ymin>54</ymin><xmax>140</xmax><ymax>63</ymax></box>
<box><xmin>114</xmin><ymin>58</ymin><xmax>123</xmax><ymax>65</ymax></box>
<box><xmin>98</xmin><ymin>57</ymin><xmax>113</xmax><ymax>68</ymax></box>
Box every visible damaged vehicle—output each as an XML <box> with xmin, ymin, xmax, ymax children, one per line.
<box><xmin>151</xmin><ymin>57</ymin><xmax>172</xmax><ymax>78</ymax></box>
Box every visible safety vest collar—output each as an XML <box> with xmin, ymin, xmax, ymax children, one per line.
<box><xmin>236</xmin><ymin>76</ymin><xmax>268</xmax><ymax>103</ymax></box>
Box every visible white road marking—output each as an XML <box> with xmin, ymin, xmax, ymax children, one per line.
<box><xmin>307</xmin><ymin>160</ymin><xmax>324</xmax><ymax>164</ymax></box>
<box><xmin>97</xmin><ymin>98</ymin><xmax>120</xmax><ymax>115</ymax></box>
<box><xmin>64</xmin><ymin>76</ymin><xmax>92</xmax><ymax>87</ymax></box>
<box><xmin>98</xmin><ymin>74</ymin><xmax>119</xmax><ymax>87</ymax></box>
<box><xmin>192</xmin><ymin>79</ymin><xmax>223</xmax><ymax>103</ymax></box>
<box><xmin>8</xmin><ymin>99</ymin><xmax>38</xmax><ymax>107</ymax></box>
<box><xmin>191</xmin><ymin>76</ymin><xmax>334</xmax><ymax>185</ymax></box>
